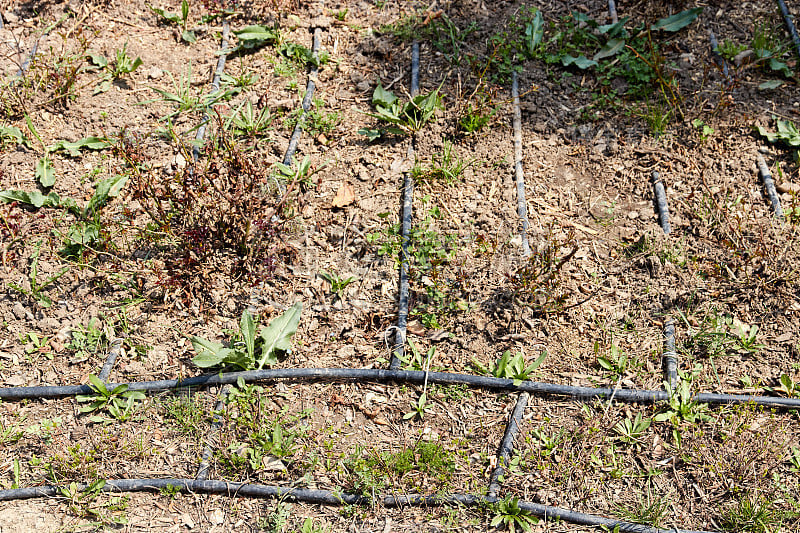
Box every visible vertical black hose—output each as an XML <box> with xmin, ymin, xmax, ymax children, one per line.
<box><xmin>97</xmin><ymin>338</ymin><xmax>123</xmax><ymax>382</ymax></box>
<box><xmin>608</xmin><ymin>0</ymin><xmax>618</xmax><ymax>24</ymax></box>
<box><xmin>487</xmin><ymin>392</ymin><xmax>528</xmax><ymax>498</ymax></box>
<box><xmin>651</xmin><ymin>171</ymin><xmax>671</xmax><ymax>234</ymax></box>
<box><xmin>709</xmin><ymin>30</ymin><xmax>730</xmax><ymax>80</ymax></box>
<box><xmin>777</xmin><ymin>0</ymin><xmax>800</xmax><ymax>59</ymax></box>
<box><xmin>281</xmin><ymin>27</ymin><xmax>322</xmax><ymax>170</ymax></box>
<box><xmin>193</xmin><ymin>21</ymin><xmax>230</xmax><ymax>162</ymax></box>
<box><xmin>756</xmin><ymin>153</ymin><xmax>784</xmax><ymax>219</ymax></box>
<box><xmin>662</xmin><ymin>319</ymin><xmax>678</xmax><ymax>391</ymax></box>
<box><xmin>195</xmin><ymin>386</ymin><xmax>229</xmax><ymax>480</ymax></box>
<box><xmin>511</xmin><ymin>72</ymin><xmax>531</xmax><ymax>258</ymax></box>
<box><xmin>389</xmin><ymin>42</ymin><xmax>420</xmax><ymax>370</ymax></box>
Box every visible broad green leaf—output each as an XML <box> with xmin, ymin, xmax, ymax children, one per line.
<box><xmin>768</xmin><ymin>57</ymin><xmax>792</xmax><ymax>77</ymax></box>
<box><xmin>561</xmin><ymin>54</ymin><xmax>598</xmax><ymax>69</ymax></box>
<box><xmin>358</xmin><ymin>128</ymin><xmax>381</xmax><ymax>142</ymax></box>
<box><xmin>190</xmin><ymin>336</ymin><xmax>232</xmax><ymax>368</ymax></box>
<box><xmin>221</xmin><ymin>349</ymin><xmax>253</xmax><ymax>370</ymax></box>
<box><xmin>0</xmin><ymin>125</ymin><xmax>29</xmax><ymax>146</ymax></box>
<box><xmin>88</xmin><ymin>374</ymin><xmax>110</xmax><ymax>396</ymax></box>
<box><xmin>87</xmin><ymin>52</ymin><xmax>108</xmax><ymax>68</ymax></box>
<box><xmin>240</xmin><ymin>309</ymin><xmax>256</xmax><ymax>361</ymax></box>
<box><xmin>94</xmin><ymin>79</ymin><xmax>113</xmax><ymax>95</ymax></box>
<box><xmin>36</xmin><ymin>156</ymin><xmax>55</xmax><ymax>187</ymax></box>
<box><xmin>651</xmin><ymin>8</ymin><xmax>702</xmax><ymax>32</ymax></box>
<box><xmin>181</xmin><ymin>0</ymin><xmax>189</xmax><ymax>22</ymax></box>
<box><xmin>257</xmin><ymin>302</ymin><xmax>302</xmax><ymax>369</ymax></box>
<box><xmin>598</xmin><ymin>17</ymin><xmax>629</xmax><ymax>37</ymax></box>
<box><xmin>523</xmin><ymin>10</ymin><xmax>544</xmax><ymax>57</ymax></box>
<box><xmin>594</xmin><ymin>38</ymin><xmax>626</xmax><ymax>61</ymax></box>
<box><xmin>85</xmin><ymin>174</ymin><xmax>128</xmax><ymax>215</ymax></box>
<box><xmin>372</xmin><ymin>82</ymin><xmax>397</xmax><ymax>109</ymax></box>
<box><xmin>181</xmin><ymin>30</ymin><xmax>197</xmax><ymax>43</ymax></box>
<box><xmin>49</xmin><ymin>136</ymin><xmax>111</xmax><ymax>157</ymax></box>
<box><xmin>231</xmin><ymin>25</ymin><xmax>277</xmax><ymax>52</ymax></box>
<box><xmin>149</xmin><ymin>6</ymin><xmax>181</xmax><ymax>25</ymax></box>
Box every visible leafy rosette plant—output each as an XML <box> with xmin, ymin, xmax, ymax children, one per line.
<box><xmin>191</xmin><ymin>303</ymin><xmax>302</xmax><ymax>370</ymax></box>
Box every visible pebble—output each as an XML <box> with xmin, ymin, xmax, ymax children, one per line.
<box><xmin>11</xmin><ymin>302</ymin><xmax>28</xmax><ymax>320</ymax></box>
<box><xmin>147</xmin><ymin>66</ymin><xmax>163</xmax><ymax>80</ymax></box>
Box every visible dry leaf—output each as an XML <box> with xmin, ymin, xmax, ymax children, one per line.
<box><xmin>331</xmin><ymin>182</ymin><xmax>355</xmax><ymax>208</ymax></box>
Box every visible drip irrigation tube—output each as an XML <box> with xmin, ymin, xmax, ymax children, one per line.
<box><xmin>511</xmin><ymin>72</ymin><xmax>531</xmax><ymax>257</ymax></box>
<box><xmin>756</xmin><ymin>153</ymin><xmax>784</xmax><ymax>219</ymax></box>
<box><xmin>1</xmin><ymin>367</ymin><xmax>799</xmax><ymax>409</ymax></box>
<box><xmin>389</xmin><ymin>41</ymin><xmax>420</xmax><ymax>371</ymax></box>
<box><xmin>708</xmin><ymin>30</ymin><xmax>730</xmax><ymax>80</ymax></box>
<box><xmin>195</xmin><ymin>385</ymin><xmax>229</xmax><ymax>480</ymax></box>
<box><xmin>387</xmin><ymin>494</ymin><xmax>713</xmax><ymax>533</ymax></box>
<box><xmin>97</xmin><ymin>338</ymin><xmax>123</xmax><ymax>382</ymax></box>
<box><xmin>662</xmin><ymin>320</ymin><xmax>678</xmax><ymax>391</ymax></box>
<box><xmin>777</xmin><ymin>0</ymin><xmax>800</xmax><ymax>59</ymax></box>
<box><xmin>487</xmin><ymin>392</ymin><xmax>528</xmax><ymax>498</ymax></box>
<box><xmin>651</xmin><ymin>171</ymin><xmax>671</xmax><ymax>234</ymax></box>
<box><xmin>281</xmin><ymin>27</ymin><xmax>322</xmax><ymax>170</ymax></box>
<box><xmin>608</xmin><ymin>0</ymin><xmax>618</xmax><ymax>24</ymax></box>
<box><xmin>0</xmin><ymin>479</ymin><xmax>714</xmax><ymax>532</ymax></box>
<box><xmin>192</xmin><ymin>21</ymin><xmax>230</xmax><ymax>162</ymax></box>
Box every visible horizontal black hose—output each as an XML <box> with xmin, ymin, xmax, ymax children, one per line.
<box><xmin>0</xmin><ymin>479</ymin><xmax>714</xmax><ymax>532</ymax></box>
<box><xmin>651</xmin><ymin>171</ymin><xmax>671</xmax><ymax>234</ymax></box>
<box><xmin>1</xmin><ymin>367</ymin><xmax>799</xmax><ymax>409</ymax></box>
<box><xmin>777</xmin><ymin>0</ymin><xmax>800</xmax><ymax>59</ymax></box>
<box><xmin>386</xmin><ymin>494</ymin><xmax>714</xmax><ymax>533</ymax></box>
<box><xmin>662</xmin><ymin>319</ymin><xmax>678</xmax><ymax>391</ymax></box>
<box><xmin>488</xmin><ymin>392</ymin><xmax>528</xmax><ymax>497</ymax></box>
<box><xmin>756</xmin><ymin>153</ymin><xmax>784</xmax><ymax>219</ymax></box>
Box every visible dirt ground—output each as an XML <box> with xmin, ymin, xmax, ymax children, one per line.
<box><xmin>0</xmin><ymin>0</ymin><xmax>799</xmax><ymax>531</ymax></box>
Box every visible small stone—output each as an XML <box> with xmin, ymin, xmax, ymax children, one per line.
<box><xmin>209</xmin><ymin>509</ymin><xmax>224</xmax><ymax>525</ymax></box>
<box><xmin>628</xmin><ymin>211</ymin><xmax>639</xmax><ymax>219</ymax></box>
<box><xmin>182</xmin><ymin>514</ymin><xmax>195</xmax><ymax>529</ymax></box>
<box><xmin>11</xmin><ymin>302</ymin><xmax>27</xmax><ymax>320</ymax></box>
<box><xmin>356</xmin><ymin>80</ymin><xmax>371</xmax><ymax>92</ymax></box>
<box><xmin>148</xmin><ymin>67</ymin><xmax>163</xmax><ymax>79</ymax></box>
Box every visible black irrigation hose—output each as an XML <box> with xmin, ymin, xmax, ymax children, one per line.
<box><xmin>195</xmin><ymin>385</ymin><xmax>229</xmax><ymax>480</ymax></box>
<box><xmin>651</xmin><ymin>171</ymin><xmax>671</xmax><ymax>234</ymax></box>
<box><xmin>192</xmin><ymin>21</ymin><xmax>230</xmax><ymax>163</ymax></box>
<box><xmin>608</xmin><ymin>0</ymin><xmax>618</xmax><ymax>24</ymax></box>
<box><xmin>17</xmin><ymin>33</ymin><xmax>44</xmax><ymax>77</ymax></box>
<box><xmin>281</xmin><ymin>27</ymin><xmax>322</xmax><ymax>171</ymax></box>
<box><xmin>708</xmin><ymin>30</ymin><xmax>730</xmax><ymax>81</ymax></box>
<box><xmin>777</xmin><ymin>0</ymin><xmax>800</xmax><ymax>60</ymax></box>
<box><xmin>662</xmin><ymin>319</ymin><xmax>678</xmax><ymax>391</ymax></box>
<box><xmin>97</xmin><ymin>338</ymin><xmax>123</xmax><ymax>382</ymax></box>
<box><xmin>2</xmin><ymin>367</ymin><xmax>799</xmax><ymax>409</ymax></box>
<box><xmin>756</xmin><ymin>153</ymin><xmax>784</xmax><ymax>219</ymax></box>
<box><xmin>487</xmin><ymin>392</ymin><xmax>528</xmax><ymax>498</ymax></box>
<box><xmin>511</xmin><ymin>72</ymin><xmax>531</xmax><ymax>258</ymax></box>
<box><xmin>0</xmin><ymin>479</ymin><xmax>715</xmax><ymax>532</ymax></box>
<box><xmin>387</xmin><ymin>494</ymin><xmax>713</xmax><ymax>533</ymax></box>
<box><xmin>389</xmin><ymin>41</ymin><xmax>420</xmax><ymax>371</ymax></box>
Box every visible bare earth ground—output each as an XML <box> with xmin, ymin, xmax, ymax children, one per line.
<box><xmin>0</xmin><ymin>0</ymin><xmax>799</xmax><ymax>531</ymax></box>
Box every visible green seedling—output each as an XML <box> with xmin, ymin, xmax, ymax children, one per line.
<box><xmin>8</xmin><ymin>240</ymin><xmax>68</xmax><ymax>308</ymax></box>
<box><xmin>20</xmin><ymin>331</ymin><xmax>51</xmax><ymax>357</ymax></box>
<box><xmin>146</xmin><ymin>66</ymin><xmax>202</xmax><ymax>119</ymax></box>
<box><xmin>788</xmin><ymin>446</ymin><xmax>800</xmax><ymax>472</ymax></box>
<box><xmin>490</xmin><ymin>496</ymin><xmax>538</xmax><ymax>532</ymax></box>
<box><xmin>613</xmin><ymin>489</ymin><xmax>669</xmax><ymax>527</ymax></box>
<box><xmin>401</xmin><ymin>339</ymin><xmax>435</xmax><ymax>371</ymax></box>
<box><xmin>76</xmin><ymin>375</ymin><xmax>146</xmax><ymax>423</ymax></box>
<box><xmin>412</xmin><ymin>140</ymin><xmax>473</xmax><ymax>184</ymax></box>
<box><xmin>732</xmin><ymin>322</ymin><xmax>765</xmax><ymax>353</ymax></box>
<box><xmin>0</xmin><ymin>124</ymin><xmax>30</xmax><ymax>147</ymax></box>
<box><xmin>654</xmin><ymin>378</ymin><xmax>710</xmax><ymax>427</ymax></box>
<box><xmin>597</xmin><ymin>344</ymin><xmax>629</xmax><ymax>378</ymax></box>
<box><xmin>87</xmin><ymin>43</ymin><xmax>143</xmax><ymax>94</ymax></box>
<box><xmin>613</xmin><ymin>413</ymin><xmax>652</xmax><ymax>446</ymax></box>
<box><xmin>224</xmin><ymin>100</ymin><xmax>272</xmax><ymax>138</ymax></box>
<box><xmin>191</xmin><ymin>304</ymin><xmax>302</xmax><ymax>370</ymax></box>
<box><xmin>692</xmin><ymin>119</ymin><xmax>714</xmax><ymax>142</ymax></box>
<box><xmin>403</xmin><ymin>392</ymin><xmax>432</xmax><ymax>421</ymax></box>
<box><xmin>271</xmin><ymin>155</ymin><xmax>324</xmax><ymax>187</ymax></box>
<box><xmin>767</xmin><ymin>373</ymin><xmax>799</xmax><ymax>398</ymax></box>
<box><xmin>318</xmin><ymin>270</ymin><xmax>356</xmax><ymax>298</ymax></box>
<box><xmin>150</xmin><ymin>0</ymin><xmax>196</xmax><ymax>43</ymax></box>
<box><xmin>472</xmin><ymin>350</ymin><xmax>546</xmax><ymax>386</ymax></box>
<box><xmin>359</xmin><ymin>83</ymin><xmax>441</xmax><ymax>139</ymax></box>
<box><xmin>751</xmin><ymin>21</ymin><xmax>793</xmax><ymax>78</ymax></box>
